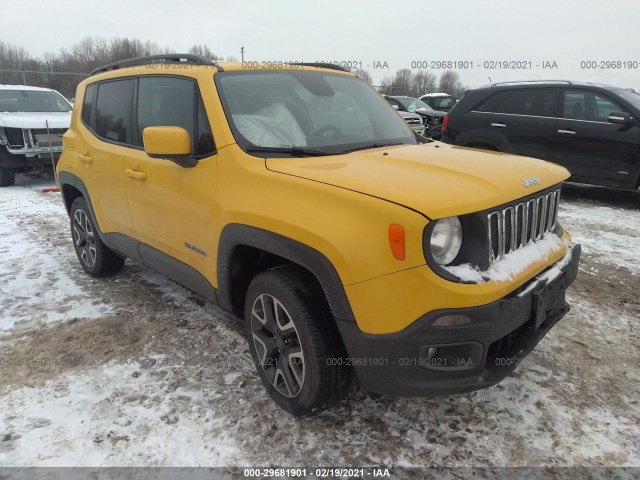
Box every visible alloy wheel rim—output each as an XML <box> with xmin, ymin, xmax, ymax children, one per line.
<box><xmin>250</xmin><ymin>293</ymin><xmax>305</xmax><ymax>398</ymax></box>
<box><xmin>72</xmin><ymin>209</ymin><xmax>97</xmax><ymax>267</ymax></box>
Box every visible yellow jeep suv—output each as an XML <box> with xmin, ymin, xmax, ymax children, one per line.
<box><xmin>57</xmin><ymin>54</ymin><xmax>580</xmax><ymax>415</ymax></box>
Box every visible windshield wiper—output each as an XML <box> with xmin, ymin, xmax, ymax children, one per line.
<box><xmin>246</xmin><ymin>146</ymin><xmax>332</xmax><ymax>157</ymax></box>
<box><xmin>341</xmin><ymin>142</ymin><xmax>403</xmax><ymax>154</ymax></box>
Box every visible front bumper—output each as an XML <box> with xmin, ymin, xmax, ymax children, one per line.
<box><xmin>336</xmin><ymin>243</ymin><xmax>581</xmax><ymax>396</ymax></box>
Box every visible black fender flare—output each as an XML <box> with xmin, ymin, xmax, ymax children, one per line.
<box><xmin>58</xmin><ymin>171</ymin><xmax>105</xmax><ymax>241</ymax></box>
<box><xmin>217</xmin><ymin>224</ymin><xmax>356</xmax><ymax>324</ymax></box>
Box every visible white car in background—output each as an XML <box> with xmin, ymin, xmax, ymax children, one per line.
<box><xmin>0</xmin><ymin>85</ymin><xmax>72</xmax><ymax>186</ymax></box>
<box><xmin>419</xmin><ymin>92</ymin><xmax>458</xmax><ymax>112</ymax></box>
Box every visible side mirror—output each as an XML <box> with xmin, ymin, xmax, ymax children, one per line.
<box><xmin>392</xmin><ymin>104</ymin><xmax>399</xmax><ymax>110</ymax></box>
<box><xmin>143</xmin><ymin>126</ymin><xmax>197</xmax><ymax>168</ymax></box>
<box><xmin>608</xmin><ymin>111</ymin><xmax>633</xmax><ymax>125</ymax></box>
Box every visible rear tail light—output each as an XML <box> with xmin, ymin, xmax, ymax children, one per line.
<box><xmin>442</xmin><ymin>115</ymin><xmax>449</xmax><ymax>133</ymax></box>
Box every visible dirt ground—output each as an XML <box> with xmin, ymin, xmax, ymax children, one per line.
<box><xmin>0</xmin><ymin>173</ymin><xmax>638</xmax><ymax>469</ymax></box>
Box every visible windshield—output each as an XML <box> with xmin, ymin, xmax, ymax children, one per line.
<box><xmin>615</xmin><ymin>89</ymin><xmax>640</xmax><ymax>112</ymax></box>
<box><xmin>395</xmin><ymin>97</ymin><xmax>432</xmax><ymax>111</ymax></box>
<box><xmin>0</xmin><ymin>89</ymin><xmax>72</xmax><ymax>113</ymax></box>
<box><xmin>215</xmin><ymin>70</ymin><xmax>417</xmax><ymax>155</ymax></box>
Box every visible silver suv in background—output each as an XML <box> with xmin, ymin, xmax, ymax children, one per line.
<box><xmin>0</xmin><ymin>85</ymin><xmax>72</xmax><ymax>186</ymax></box>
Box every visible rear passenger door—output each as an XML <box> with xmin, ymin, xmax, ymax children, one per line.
<box><xmin>487</xmin><ymin>88</ymin><xmax>559</xmax><ymax>160</ymax></box>
<box><xmin>77</xmin><ymin>79</ymin><xmax>135</xmax><ymax>237</ymax></box>
<box><xmin>124</xmin><ymin>75</ymin><xmax>218</xmax><ymax>275</ymax></box>
<box><xmin>549</xmin><ymin>89</ymin><xmax>639</xmax><ymax>184</ymax></box>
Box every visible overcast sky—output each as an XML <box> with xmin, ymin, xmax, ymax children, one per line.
<box><xmin>2</xmin><ymin>0</ymin><xmax>639</xmax><ymax>88</ymax></box>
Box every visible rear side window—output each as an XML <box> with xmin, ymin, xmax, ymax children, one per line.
<box><xmin>475</xmin><ymin>91</ymin><xmax>510</xmax><ymax>113</ymax></box>
<box><xmin>94</xmin><ymin>79</ymin><xmax>134</xmax><ymax>143</ymax></box>
<box><xmin>136</xmin><ymin>76</ymin><xmax>215</xmax><ymax>156</ymax></box>
<box><xmin>82</xmin><ymin>84</ymin><xmax>96</xmax><ymax>126</ymax></box>
<box><xmin>505</xmin><ymin>89</ymin><xmax>557</xmax><ymax>117</ymax></box>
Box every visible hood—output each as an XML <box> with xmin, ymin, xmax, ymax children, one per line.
<box><xmin>266</xmin><ymin>143</ymin><xmax>570</xmax><ymax>219</ymax></box>
<box><xmin>412</xmin><ymin>108</ymin><xmax>446</xmax><ymax>118</ymax></box>
<box><xmin>0</xmin><ymin>112</ymin><xmax>71</xmax><ymax>129</ymax></box>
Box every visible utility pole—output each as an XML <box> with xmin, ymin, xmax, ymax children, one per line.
<box><xmin>240</xmin><ymin>46</ymin><xmax>245</xmax><ymax>62</ymax></box>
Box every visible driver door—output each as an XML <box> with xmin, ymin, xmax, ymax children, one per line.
<box><xmin>124</xmin><ymin>75</ymin><xmax>217</xmax><ymax>274</ymax></box>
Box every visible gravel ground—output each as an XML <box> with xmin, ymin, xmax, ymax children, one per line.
<box><xmin>0</xmin><ymin>172</ymin><xmax>638</xmax><ymax>470</ymax></box>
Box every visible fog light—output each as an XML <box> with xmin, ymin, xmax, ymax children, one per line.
<box><xmin>432</xmin><ymin>314</ymin><xmax>471</xmax><ymax>327</ymax></box>
<box><xmin>426</xmin><ymin>347</ymin><xmax>438</xmax><ymax>359</ymax></box>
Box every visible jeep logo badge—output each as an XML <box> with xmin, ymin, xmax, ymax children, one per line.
<box><xmin>522</xmin><ymin>176</ymin><xmax>541</xmax><ymax>188</ymax></box>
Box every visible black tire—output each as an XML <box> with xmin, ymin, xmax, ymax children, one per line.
<box><xmin>244</xmin><ymin>265</ymin><xmax>352</xmax><ymax>416</ymax></box>
<box><xmin>0</xmin><ymin>166</ymin><xmax>15</xmax><ymax>187</ymax></box>
<box><xmin>69</xmin><ymin>197</ymin><xmax>124</xmax><ymax>277</ymax></box>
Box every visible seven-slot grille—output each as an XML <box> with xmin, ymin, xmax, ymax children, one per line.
<box><xmin>488</xmin><ymin>188</ymin><xmax>561</xmax><ymax>261</ymax></box>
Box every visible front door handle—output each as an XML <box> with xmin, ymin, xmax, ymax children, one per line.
<box><xmin>491</xmin><ymin>123</ymin><xmax>507</xmax><ymax>128</ymax></box>
<box><xmin>557</xmin><ymin>129</ymin><xmax>576</xmax><ymax>136</ymax></box>
<box><xmin>79</xmin><ymin>153</ymin><xmax>93</xmax><ymax>164</ymax></box>
<box><xmin>125</xmin><ymin>169</ymin><xmax>147</xmax><ymax>181</ymax></box>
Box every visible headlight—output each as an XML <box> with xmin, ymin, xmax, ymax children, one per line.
<box><xmin>429</xmin><ymin>217</ymin><xmax>463</xmax><ymax>265</ymax></box>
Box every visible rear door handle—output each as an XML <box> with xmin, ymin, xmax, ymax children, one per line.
<box><xmin>557</xmin><ymin>129</ymin><xmax>576</xmax><ymax>136</ymax></box>
<box><xmin>491</xmin><ymin>123</ymin><xmax>507</xmax><ymax>128</ymax></box>
<box><xmin>125</xmin><ymin>169</ymin><xmax>147</xmax><ymax>181</ymax></box>
<box><xmin>79</xmin><ymin>153</ymin><xmax>93</xmax><ymax>164</ymax></box>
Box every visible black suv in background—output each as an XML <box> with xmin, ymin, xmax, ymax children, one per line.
<box><xmin>442</xmin><ymin>81</ymin><xmax>640</xmax><ymax>190</ymax></box>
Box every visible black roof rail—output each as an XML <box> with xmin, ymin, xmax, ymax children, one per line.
<box><xmin>288</xmin><ymin>62</ymin><xmax>351</xmax><ymax>72</ymax></box>
<box><xmin>489</xmin><ymin>80</ymin><xmax>573</xmax><ymax>87</ymax></box>
<box><xmin>90</xmin><ymin>53</ymin><xmax>222</xmax><ymax>76</ymax></box>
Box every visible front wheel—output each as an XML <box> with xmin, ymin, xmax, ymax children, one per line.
<box><xmin>244</xmin><ymin>266</ymin><xmax>352</xmax><ymax>416</ymax></box>
<box><xmin>70</xmin><ymin>197</ymin><xmax>124</xmax><ymax>277</ymax></box>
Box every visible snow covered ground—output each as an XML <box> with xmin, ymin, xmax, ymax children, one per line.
<box><xmin>0</xmin><ymin>174</ymin><xmax>638</xmax><ymax>469</ymax></box>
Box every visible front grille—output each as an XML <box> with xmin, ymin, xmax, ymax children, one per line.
<box><xmin>406</xmin><ymin>117</ymin><xmax>421</xmax><ymax>125</ymax></box>
<box><xmin>31</xmin><ymin>128</ymin><xmax>66</xmax><ymax>148</ymax></box>
<box><xmin>487</xmin><ymin>188</ymin><xmax>561</xmax><ymax>261</ymax></box>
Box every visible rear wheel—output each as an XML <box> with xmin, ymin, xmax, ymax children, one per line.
<box><xmin>0</xmin><ymin>166</ymin><xmax>15</xmax><ymax>187</ymax></box>
<box><xmin>244</xmin><ymin>266</ymin><xmax>352</xmax><ymax>416</ymax></box>
<box><xmin>70</xmin><ymin>197</ymin><xmax>124</xmax><ymax>277</ymax></box>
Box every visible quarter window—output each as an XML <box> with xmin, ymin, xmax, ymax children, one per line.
<box><xmin>82</xmin><ymin>84</ymin><xmax>96</xmax><ymax>126</ymax></box>
<box><xmin>94</xmin><ymin>79</ymin><xmax>134</xmax><ymax>143</ymax></box>
<box><xmin>475</xmin><ymin>91</ymin><xmax>510</xmax><ymax>113</ymax></box>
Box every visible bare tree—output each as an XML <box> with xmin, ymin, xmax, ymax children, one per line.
<box><xmin>377</xmin><ymin>76</ymin><xmax>393</xmax><ymax>94</ymax></box>
<box><xmin>188</xmin><ymin>44</ymin><xmax>220</xmax><ymax>61</ymax></box>
<box><xmin>412</xmin><ymin>70</ymin><xmax>437</xmax><ymax>97</ymax></box>
<box><xmin>354</xmin><ymin>68</ymin><xmax>373</xmax><ymax>84</ymax></box>
<box><xmin>391</xmin><ymin>68</ymin><xmax>414</xmax><ymax>96</ymax></box>
<box><xmin>438</xmin><ymin>70</ymin><xmax>463</xmax><ymax>96</ymax></box>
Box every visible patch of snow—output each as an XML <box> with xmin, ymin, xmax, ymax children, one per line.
<box><xmin>444</xmin><ymin>233</ymin><xmax>568</xmax><ymax>284</ymax></box>
<box><xmin>0</xmin><ymin>185</ymin><xmax>113</xmax><ymax>332</ymax></box>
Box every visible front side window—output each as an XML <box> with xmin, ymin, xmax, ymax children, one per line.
<box><xmin>136</xmin><ymin>76</ymin><xmax>214</xmax><ymax>157</ymax></box>
<box><xmin>594</xmin><ymin>94</ymin><xmax>624</xmax><ymax>122</ymax></box>
<box><xmin>94</xmin><ymin>79</ymin><xmax>134</xmax><ymax>143</ymax></box>
<box><xmin>215</xmin><ymin>70</ymin><xmax>416</xmax><ymax>155</ymax></box>
<box><xmin>562</xmin><ymin>90</ymin><xmax>626</xmax><ymax>122</ymax></box>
